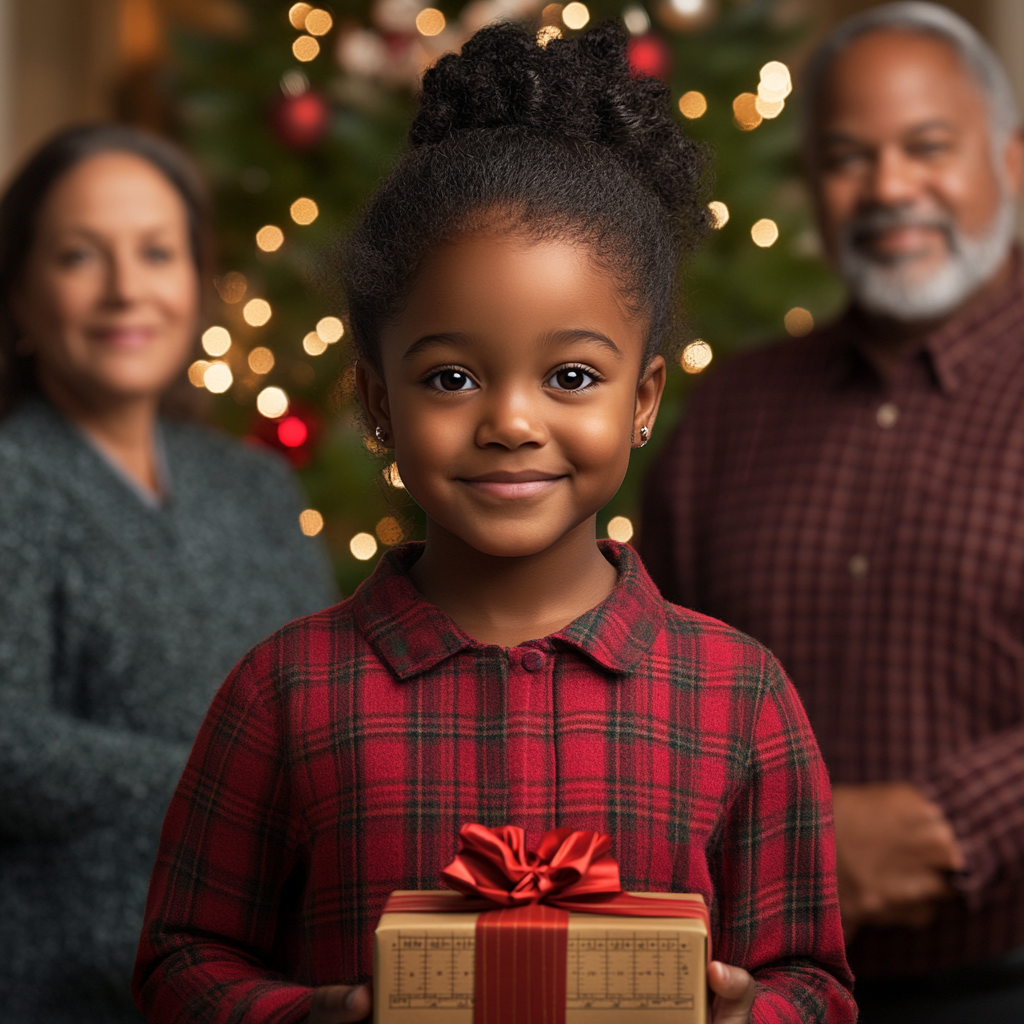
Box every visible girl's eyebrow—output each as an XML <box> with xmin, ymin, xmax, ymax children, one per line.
<box><xmin>403</xmin><ymin>328</ymin><xmax>622</xmax><ymax>360</ymax></box>
<box><xmin>403</xmin><ymin>332</ymin><xmax>471</xmax><ymax>359</ymax></box>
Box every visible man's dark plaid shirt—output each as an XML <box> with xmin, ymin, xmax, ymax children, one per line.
<box><xmin>133</xmin><ymin>541</ymin><xmax>854</xmax><ymax>1023</ymax></box>
<box><xmin>641</xmin><ymin>261</ymin><xmax>1024</xmax><ymax>978</ymax></box>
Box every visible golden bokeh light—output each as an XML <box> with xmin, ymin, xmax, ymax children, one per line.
<box><xmin>290</xmin><ymin>197</ymin><xmax>319</xmax><ymax>225</ymax></box>
<box><xmin>299</xmin><ymin>508</ymin><xmax>325</xmax><ymax>536</ymax></box>
<box><xmin>256</xmin><ymin>225</ymin><xmax>284</xmax><ymax>252</ymax></box>
<box><xmin>758</xmin><ymin>60</ymin><xmax>792</xmax><ymax>103</ymax></box>
<box><xmin>288</xmin><ymin>3</ymin><xmax>313</xmax><ymax>29</ymax></box>
<box><xmin>678</xmin><ymin>90</ymin><xmax>707</xmax><ymax>119</ymax></box>
<box><xmin>681</xmin><ymin>339</ymin><xmax>713</xmax><ymax>373</ymax></box>
<box><xmin>316</xmin><ymin>316</ymin><xmax>344</xmax><ymax>343</ymax></box>
<box><xmin>214</xmin><ymin>271</ymin><xmax>247</xmax><ymax>304</ymax></box>
<box><xmin>415</xmin><ymin>8</ymin><xmax>446</xmax><ymax>35</ymax></box>
<box><xmin>350</xmin><ymin>532</ymin><xmax>379</xmax><ymax>561</ymax></box>
<box><xmin>562</xmin><ymin>2</ymin><xmax>590</xmax><ymax>29</ymax></box>
<box><xmin>188</xmin><ymin>359</ymin><xmax>210</xmax><ymax>387</ymax></box>
<box><xmin>751</xmin><ymin>218</ymin><xmax>779</xmax><ymax>248</ymax></box>
<box><xmin>304</xmin><ymin>8</ymin><xmax>333</xmax><ymax>35</ymax></box>
<box><xmin>376</xmin><ymin>516</ymin><xmax>406</xmax><ymax>546</ymax></box>
<box><xmin>622</xmin><ymin>3</ymin><xmax>649</xmax><ymax>34</ymax></box>
<box><xmin>293</xmin><ymin>35</ymin><xmax>320</xmax><ymax>61</ymax></box>
<box><xmin>256</xmin><ymin>385</ymin><xmax>289</xmax><ymax>419</ymax></box>
<box><xmin>248</xmin><ymin>346</ymin><xmax>276</xmax><ymax>374</ymax></box>
<box><xmin>708</xmin><ymin>200</ymin><xmax>729</xmax><ymax>229</ymax></box>
<box><xmin>755</xmin><ymin>95</ymin><xmax>785</xmax><ymax>119</ymax></box>
<box><xmin>732</xmin><ymin>92</ymin><xmax>762</xmax><ymax>131</ymax></box>
<box><xmin>203</xmin><ymin>361</ymin><xmax>233</xmax><ymax>394</ymax></box>
<box><xmin>607</xmin><ymin>515</ymin><xmax>634</xmax><ymax>543</ymax></box>
<box><xmin>201</xmin><ymin>326</ymin><xmax>231</xmax><ymax>357</ymax></box>
<box><xmin>784</xmin><ymin>307</ymin><xmax>815</xmax><ymax>337</ymax></box>
<box><xmin>537</xmin><ymin>25</ymin><xmax>562</xmax><ymax>47</ymax></box>
<box><xmin>303</xmin><ymin>331</ymin><xmax>328</xmax><ymax>356</ymax></box>
<box><xmin>243</xmin><ymin>298</ymin><xmax>273</xmax><ymax>327</ymax></box>
<box><xmin>384</xmin><ymin>462</ymin><xmax>405</xmax><ymax>489</ymax></box>
<box><xmin>541</xmin><ymin>3</ymin><xmax>563</xmax><ymax>23</ymax></box>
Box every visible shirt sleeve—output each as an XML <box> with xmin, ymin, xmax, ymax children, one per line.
<box><xmin>918</xmin><ymin>726</ymin><xmax>1024</xmax><ymax>902</ymax></box>
<box><xmin>0</xmin><ymin>452</ymin><xmax>191</xmax><ymax>842</ymax></box>
<box><xmin>133</xmin><ymin>653</ymin><xmax>314</xmax><ymax>1024</ymax></box>
<box><xmin>712</xmin><ymin>648</ymin><xmax>856</xmax><ymax>1024</ymax></box>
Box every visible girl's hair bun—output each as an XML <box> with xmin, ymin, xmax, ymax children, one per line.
<box><xmin>411</xmin><ymin>20</ymin><xmax>706</xmax><ymax>227</ymax></box>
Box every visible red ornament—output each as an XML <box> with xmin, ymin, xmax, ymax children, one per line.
<box><xmin>627</xmin><ymin>34</ymin><xmax>672</xmax><ymax>82</ymax></box>
<box><xmin>277</xmin><ymin>415</ymin><xmax>309</xmax><ymax>448</ymax></box>
<box><xmin>246</xmin><ymin>400</ymin><xmax>323</xmax><ymax>467</ymax></box>
<box><xmin>269</xmin><ymin>90</ymin><xmax>331</xmax><ymax>151</ymax></box>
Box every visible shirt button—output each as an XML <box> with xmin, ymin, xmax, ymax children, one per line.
<box><xmin>875</xmin><ymin>402</ymin><xmax>899</xmax><ymax>428</ymax></box>
<box><xmin>848</xmin><ymin>553</ymin><xmax>869</xmax><ymax>578</ymax></box>
<box><xmin>521</xmin><ymin>650</ymin><xmax>545</xmax><ymax>672</ymax></box>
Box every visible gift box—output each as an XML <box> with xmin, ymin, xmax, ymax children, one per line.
<box><xmin>373</xmin><ymin>825</ymin><xmax>709</xmax><ymax>1024</ymax></box>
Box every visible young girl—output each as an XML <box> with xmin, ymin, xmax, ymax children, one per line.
<box><xmin>134</xmin><ymin>21</ymin><xmax>854</xmax><ymax>1024</ymax></box>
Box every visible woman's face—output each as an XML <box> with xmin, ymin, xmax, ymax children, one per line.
<box><xmin>12</xmin><ymin>151</ymin><xmax>200</xmax><ymax>407</ymax></box>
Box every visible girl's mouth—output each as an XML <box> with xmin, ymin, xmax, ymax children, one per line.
<box><xmin>460</xmin><ymin>471</ymin><xmax>565</xmax><ymax>499</ymax></box>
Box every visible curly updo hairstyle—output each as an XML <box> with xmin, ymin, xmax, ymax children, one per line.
<box><xmin>342</xmin><ymin>19</ymin><xmax>711</xmax><ymax>374</ymax></box>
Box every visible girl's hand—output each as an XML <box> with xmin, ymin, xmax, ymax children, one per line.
<box><xmin>309</xmin><ymin>983</ymin><xmax>372</xmax><ymax>1023</ymax></box>
<box><xmin>708</xmin><ymin>960</ymin><xmax>756</xmax><ymax>1023</ymax></box>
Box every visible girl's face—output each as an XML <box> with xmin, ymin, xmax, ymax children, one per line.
<box><xmin>361</xmin><ymin>230</ymin><xmax>665</xmax><ymax>558</ymax></box>
<box><xmin>12</xmin><ymin>151</ymin><xmax>200</xmax><ymax>408</ymax></box>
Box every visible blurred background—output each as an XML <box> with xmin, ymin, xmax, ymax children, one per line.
<box><xmin>4</xmin><ymin>0</ymin><xmax>1016</xmax><ymax>593</ymax></box>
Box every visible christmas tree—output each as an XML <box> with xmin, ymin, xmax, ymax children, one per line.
<box><xmin>169</xmin><ymin>0</ymin><xmax>842</xmax><ymax>594</ymax></box>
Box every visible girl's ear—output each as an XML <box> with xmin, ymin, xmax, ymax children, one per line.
<box><xmin>633</xmin><ymin>354</ymin><xmax>667</xmax><ymax>444</ymax></box>
<box><xmin>356</xmin><ymin>359</ymin><xmax>394</xmax><ymax>448</ymax></box>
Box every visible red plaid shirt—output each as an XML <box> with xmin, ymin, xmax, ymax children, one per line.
<box><xmin>133</xmin><ymin>541</ymin><xmax>853</xmax><ymax>1023</ymax></box>
<box><xmin>640</xmin><ymin>260</ymin><xmax>1024</xmax><ymax>977</ymax></box>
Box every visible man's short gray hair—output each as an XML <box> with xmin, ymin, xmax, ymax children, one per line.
<box><xmin>803</xmin><ymin>2</ymin><xmax>1020</xmax><ymax>147</ymax></box>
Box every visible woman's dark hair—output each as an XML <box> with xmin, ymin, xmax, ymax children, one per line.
<box><xmin>343</xmin><ymin>20</ymin><xmax>711</xmax><ymax>374</ymax></box>
<box><xmin>0</xmin><ymin>123</ymin><xmax>214</xmax><ymax>418</ymax></box>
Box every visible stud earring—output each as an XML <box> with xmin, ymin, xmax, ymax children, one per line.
<box><xmin>374</xmin><ymin>426</ymin><xmax>389</xmax><ymax>444</ymax></box>
<box><xmin>636</xmin><ymin>425</ymin><xmax>650</xmax><ymax>448</ymax></box>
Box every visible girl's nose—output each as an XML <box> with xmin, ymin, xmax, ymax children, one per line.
<box><xmin>474</xmin><ymin>388</ymin><xmax>547</xmax><ymax>449</ymax></box>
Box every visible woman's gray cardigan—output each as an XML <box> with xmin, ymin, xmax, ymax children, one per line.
<box><xmin>0</xmin><ymin>399</ymin><xmax>338</xmax><ymax>1023</ymax></box>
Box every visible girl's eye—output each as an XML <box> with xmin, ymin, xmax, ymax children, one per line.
<box><xmin>428</xmin><ymin>368</ymin><xmax>477</xmax><ymax>392</ymax></box>
<box><xmin>547</xmin><ymin>366</ymin><xmax>596</xmax><ymax>391</ymax></box>
<box><xmin>143</xmin><ymin>246</ymin><xmax>173</xmax><ymax>263</ymax></box>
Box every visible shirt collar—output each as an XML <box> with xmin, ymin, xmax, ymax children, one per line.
<box><xmin>828</xmin><ymin>247</ymin><xmax>1024</xmax><ymax>395</ymax></box>
<box><xmin>352</xmin><ymin>540</ymin><xmax>667</xmax><ymax>681</ymax></box>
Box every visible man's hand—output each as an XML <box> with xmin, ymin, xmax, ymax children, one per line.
<box><xmin>832</xmin><ymin>782</ymin><xmax>965</xmax><ymax>939</ymax></box>
<box><xmin>309</xmin><ymin>983</ymin><xmax>372</xmax><ymax>1023</ymax></box>
<box><xmin>708</xmin><ymin>961</ymin><xmax>756</xmax><ymax>1023</ymax></box>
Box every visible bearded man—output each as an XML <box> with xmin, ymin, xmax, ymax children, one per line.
<box><xmin>641</xmin><ymin>4</ymin><xmax>1024</xmax><ymax>1021</ymax></box>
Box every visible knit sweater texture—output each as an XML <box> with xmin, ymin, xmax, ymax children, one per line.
<box><xmin>0</xmin><ymin>398</ymin><xmax>338</xmax><ymax>1024</ymax></box>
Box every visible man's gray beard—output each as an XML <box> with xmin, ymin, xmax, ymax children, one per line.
<box><xmin>837</xmin><ymin>198</ymin><xmax>1017</xmax><ymax>322</ymax></box>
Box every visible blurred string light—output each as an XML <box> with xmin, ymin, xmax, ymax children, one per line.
<box><xmin>562</xmin><ymin>2</ymin><xmax>590</xmax><ymax>29</ymax></box>
<box><xmin>317</xmin><ymin>316</ymin><xmax>344</xmax><ymax>343</ymax></box>
<box><xmin>681</xmin><ymin>338</ymin><xmax>713</xmax><ymax>373</ymax></box>
<box><xmin>678</xmin><ymin>90</ymin><xmax>707</xmax><ymax>119</ymax></box>
<box><xmin>668</xmin><ymin>0</ymin><xmax>705</xmax><ymax>13</ymax></box>
<box><xmin>277</xmin><ymin>415</ymin><xmax>308</xmax><ymax>447</ymax></box>
<box><xmin>256</xmin><ymin>225</ymin><xmax>284</xmax><ymax>252</ymax></box>
<box><xmin>384</xmin><ymin>462</ymin><xmax>405</xmax><ymax>488</ymax></box>
<box><xmin>201</xmin><ymin>326</ymin><xmax>231</xmax><ymax>357</ymax></box>
<box><xmin>215</xmin><ymin>271</ymin><xmax>247</xmax><ymax>303</ymax></box>
<box><xmin>290</xmin><ymin>197</ymin><xmax>319</xmax><ymax>224</ymax></box>
<box><xmin>350</xmin><ymin>532</ymin><xmax>378</xmax><ymax>560</ymax></box>
<box><xmin>732</xmin><ymin>92</ymin><xmax>762</xmax><ymax>131</ymax></box>
<box><xmin>304</xmin><ymin>8</ymin><xmax>333</xmax><ymax>35</ymax></box>
<box><xmin>607</xmin><ymin>515</ymin><xmax>634</xmax><ymax>543</ymax></box>
<box><xmin>248</xmin><ymin>346</ymin><xmax>276</xmax><ymax>374</ymax></box>
<box><xmin>537</xmin><ymin>25</ymin><xmax>562</xmax><ymax>46</ymax></box>
<box><xmin>243</xmin><ymin>298</ymin><xmax>273</xmax><ymax>326</ymax></box>
<box><xmin>257</xmin><ymin>386</ymin><xmax>289</xmax><ymax>419</ymax></box>
<box><xmin>203</xmin><ymin>361</ymin><xmax>233</xmax><ymax>394</ymax></box>
<box><xmin>784</xmin><ymin>307</ymin><xmax>815</xmax><ymax>336</ymax></box>
<box><xmin>299</xmin><ymin>508</ymin><xmax>324</xmax><ymax>536</ymax></box>
<box><xmin>756</xmin><ymin>61</ymin><xmax>791</xmax><ymax>120</ymax></box>
<box><xmin>415</xmin><ymin>8</ymin><xmax>446</xmax><ymax>35</ymax></box>
<box><xmin>376</xmin><ymin>516</ymin><xmax>405</xmax><ymax>545</ymax></box>
<box><xmin>541</xmin><ymin>3</ymin><xmax>563</xmax><ymax>23</ymax></box>
<box><xmin>288</xmin><ymin>3</ymin><xmax>312</xmax><ymax>29</ymax></box>
<box><xmin>708</xmin><ymin>200</ymin><xmax>729</xmax><ymax>228</ymax></box>
<box><xmin>188</xmin><ymin>359</ymin><xmax>210</xmax><ymax>387</ymax></box>
<box><xmin>280</xmin><ymin>69</ymin><xmax>309</xmax><ymax>97</ymax></box>
<box><xmin>622</xmin><ymin>3</ymin><xmax>650</xmax><ymax>34</ymax></box>
<box><xmin>303</xmin><ymin>331</ymin><xmax>328</xmax><ymax>356</ymax></box>
<box><xmin>293</xmin><ymin>35</ymin><xmax>320</xmax><ymax>61</ymax></box>
<box><xmin>751</xmin><ymin>218</ymin><xmax>779</xmax><ymax>247</ymax></box>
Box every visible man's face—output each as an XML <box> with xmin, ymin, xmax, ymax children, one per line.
<box><xmin>810</xmin><ymin>30</ymin><xmax>1023</xmax><ymax>321</ymax></box>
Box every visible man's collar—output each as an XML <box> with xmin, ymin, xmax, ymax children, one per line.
<box><xmin>352</xmin><ymin>540</ymin><xmax>667</xmax><ymax>681</ymax></box>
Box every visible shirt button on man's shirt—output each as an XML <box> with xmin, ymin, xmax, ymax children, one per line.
<box><xmin>848</xmin><ymin>554</ymin><xmax>869</xmax><ymax>579</ymax></box>
<box><xmin>521</xmin><ymin>649</ymin><xmax>545</xmax><ymax>672</ymax></box>
<box><xmin>876</xmin><ymin>402</ymin><xmax>899</xmax><ymax>428</ymax></box>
